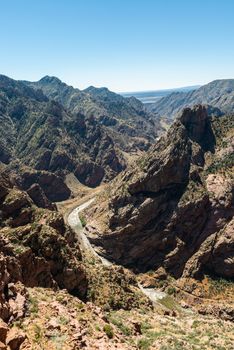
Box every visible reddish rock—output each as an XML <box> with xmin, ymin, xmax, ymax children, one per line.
<box><xmin>88</xmin><ymin>107</ymin><xmax>234</xmax><ymax>280</ymax></box>
<box><xmin>0</xmin><ymin>341</ymin><xmax>7</xmax><ymax>350</ymax></box>
<box><xmin>19</xmin><ymin>169</ymin><xmax>71</xmax><ymax>202</ymax></box>
<box><xmin>0</xmin><ymin>320</ymin><xmax>8</xmax><ymax>343</ymax></box>
<box><xmin>154</xmin><ymin>267</ymin><xmax>167</xmax><ymax>280</ymax></box>
<box><xmin>75</xmin><ymin>162</ymin><xmax>105</xmax><ymax>188</ymax></box>
<box><xmin>0</xmin><ymin>177</ymin><xmax>87</xmax><ymax>300</ymax></box>
<box><xmin>47</xmin><ymin>318</ymin><xmax>61</xmax><ymax>331</ymax></box>
<box><xmin>27</xmin><ymin>183</ymin><xmax>55</xmax><ymax>210</ymax></box>
<box><xmin>1</xmin><ymin>189</ymin><xmax>32</xmax><ymax>216</ymax></box>
<box><xmin>6</xmin><ymin>329</ymin><xmax>26</xmax><ymax>350</ymax></box>
<box><xmin>8</xmin><ymin>284</ymin><xmax>27</xmax><ymax>320</ymax></box>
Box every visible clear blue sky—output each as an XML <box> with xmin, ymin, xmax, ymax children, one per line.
<box><xmin>1</xmin><ymin>0</ymin><xmax>234</xmax><ymax>92</ymax></box>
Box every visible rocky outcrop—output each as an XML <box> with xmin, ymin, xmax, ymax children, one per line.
<box><xmin>211</xmin><ymin>219</ymin><xmax>234</xmax><ymax>278</ymax></box>
<box><xmin>0</xmin><ymin>268</ymin><xmax>28</xmax><ymax>349</ymax></box>
<box><xmin>26</xmin><ymin>183</ymin><xmax>56</xmax><ymax>210</ymax></box>
<box><xmin>0</xmin><ymin>174</ymin><xmax>87</xmax><ymax>299</ymax></box>
<box><xmin>19</xmin><ymin>168</ymin><xmax>71</xmax><ymax>202</ymax></box>
<box><xmin>87</xmin><ymin>106</ymin><xmax>234</xmax><ymax>280</ymax></box>
<box><xmin>6</xmin><ymin>328</ymin><xmax>26</xmax><ymax>350</ymax></box>
<box><xmin>75</xmin><ymin>161</ymin><xmax>105</xmax><ymax>188</ymax></box>
<box><xmin>0</xmin><ymin>165</ymin><xmax>69</xmax><ymax>208</ymax></box>
<box><xmin>0</xmin><ymin>252</ymin><xmax>28</xmax><ymax>323</ymax></box>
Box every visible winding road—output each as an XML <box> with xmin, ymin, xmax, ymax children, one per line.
<box><xmin>138</xmin><ymin>283</ymin><xmax>166</xmax><ymax>301</ymax></box>
<box><xmin>67</xmin><ymin>198</ymin><xmax>111</xmax><ymax>266</ymax></box>
<box><xmin>67</xmin><ymin>198</ymin><xmax>166</xmax><ymax>303</ymax></box>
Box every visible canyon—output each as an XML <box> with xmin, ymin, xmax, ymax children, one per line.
<box><xmin>0</xmin><ymin>75</ymin><xmax>233</xmax><ymax>349</ymax></box>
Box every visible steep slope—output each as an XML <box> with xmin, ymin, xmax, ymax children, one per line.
<box><xmin>0</xmin><ymin>74</ymin><xmax>125</xmax><ymax>187</ymax></box>
<box><xmin>148</xmin><ymin>79</ymin><xmax>234</xmax><ymax>119</ymax></box>
<box><xmin>25</xmin><ymin>75</ymin><xmax>163</xmax><ymax>153</ymax></box>
<box><xmin>0</xmin><ymin>172</ymin><xmax>88</xmax><ymax>299</ymax></box>
<box><xmin>85</xmin><ymin>106</ymin><xmax>234</xmax><ymax>279</ymax></box>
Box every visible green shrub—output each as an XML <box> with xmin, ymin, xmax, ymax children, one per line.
<box><xmin>167</xmin><ymin>286</ymin><xmax>176</xmax><ymax>295</ymax></box>
<box><xmin>140</xmin><ymin>320</ymin><xmax>152</xmax><ymax>333</ymax></box>
<box><xmin>59</xmin><ymin>316</ymin><xmax>69</xmax><ymax>325</ymax></box>
<box><xmin>137</xmin><ymin>331</ymin><xmax>165</xmax><ymax>349</ymax></box>
<box><xmin>103</xmin><ymin>324</ymin><xmax>114</xmax><ymax>339</ymax></box>
<box><xmin>29</xmin><ymin>296</ymin><xmax>39</xmax><ymax>314</ymax></box>
<box><xmin>138</xmin><ymin>338</ymin><xmax>152</xmax><ymax>350</ymax></box>
<box><xmin>208</xmin><ymin>276</ymin><xmax>234</xmax><ymax>294</ymax></box>
<box><xmin>80</xmin><ymin>214</ymin><xmax>87</xmax><ymax>227</ymax></box>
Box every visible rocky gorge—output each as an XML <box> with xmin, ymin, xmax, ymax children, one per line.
<box><xmin>0</xmin><ymin>73</ymin><xmax>233</xmax><ymax>349</ymax></box>
<box><xmin>85</xmin><ymin>106</ymin><xmax>234</xmax><ymax>281</ymax></box>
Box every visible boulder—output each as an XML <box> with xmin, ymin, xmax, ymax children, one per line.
<box><xmin>6</xmin><ymin>329</ymin><xmax>26</xmax><ymax>350</ymax></box>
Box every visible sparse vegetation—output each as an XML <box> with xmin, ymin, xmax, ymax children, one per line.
<box><xmin>205</xmin><ymin>153</ymin><xmax>234</xmax><ymax>174</ymax></box>
<box><xmin>140</xmin><ymin>320</ymin><xmax>152</xmax><ymax>332</ymax></box>
<box><xmin>137</xmin><ymin>337</ymin><xmax>152</xmax><ymax>350</ymax></box>
<box><xmin>159</xmin><ymin>295</ymin><xmax>180</xmax><ymax>311</ymax></box>
<box><xmin>0</xmin><ymin>75</ymin><xmax>234</xmax><ymax>350</ymax></box>
<box><xmin>109</xmin><ymin>314</ymin><xmax>132</xmax><ymax>336</ymax></box>
<box><xmin>138</xmin><ymin>331</ymin><xmax>166</xmax><ymax>349</ymax></box>
<box><xmin>59</xmin><ymin>315</ymin><xmax>69</xmax><ymax>325</ymax></box>
<box><xmin>207</xmin><ymin>276</ymin><xmax>234</xmax><ymax>296</ymax></box>
<box><xmin>29</xmin><ymin>296</ymin><xmax>39</xmax><ymax>314</ymax></box>
<box><xmin>33</xmin><ymin>324</ymin><xmax>43</xmax><ymax>343</ymax></box>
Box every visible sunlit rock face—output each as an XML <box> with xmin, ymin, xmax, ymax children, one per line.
<box><xmin>87</xmin><ymin>106</ymin><xmax>234</xmax><ymax>279</ymax></box>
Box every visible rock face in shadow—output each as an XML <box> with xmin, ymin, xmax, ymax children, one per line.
<box><xmin>19</xmin><ymin>168</ymin><xmax>71</xmax><ymax>202</ymax></box>
<box><xmin>26</xmin><ymin>183</ymin><xmax>56</xmax><ymax>210</ymax></box>
<box><xmin>87</xmin><ymin>106</ymin><xmax>234</xmax><ymax>279</ymax></box>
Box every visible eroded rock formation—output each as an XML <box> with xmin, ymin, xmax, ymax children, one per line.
<box><xmin>87</xmin><ymin>106</ymin><xmax>234</xmax><ymax>279</ymax></box>
<box><xmin>0</xmin><ymin>173</ymin><xmax>87</xmax><ymax>300</ymax></box>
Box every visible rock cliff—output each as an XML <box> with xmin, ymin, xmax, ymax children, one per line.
<box><xmin>86</xmin><ymin>106</ymin><xmax>234</xmax><ymax>279</ymax></box>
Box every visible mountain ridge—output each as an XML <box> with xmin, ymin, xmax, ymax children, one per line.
<box><xmin>24</xmin><ymin>75</ymin><xmax>163</xmax><ymax>153</ymax></box>
<box><xmin>0</xmin><ymin>74</ymin><xmax>125</xmax><ymax>190</ymax></box>
<box><xmin>147</xmin><ymin>79</ymin><xmax>234</xmax><ymax>119</ymax></box>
